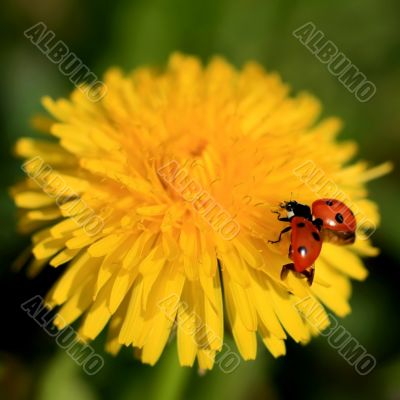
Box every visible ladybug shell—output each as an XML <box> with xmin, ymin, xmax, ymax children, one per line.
<box><xmin>289</xmin><ymin>217</ymin><xmax>322</xmax><ymax>273</ymax></box>
<box><xmin>312</xmin><ymin>198</ymin><xmax>356</xmax><ymax>233</ymax></box>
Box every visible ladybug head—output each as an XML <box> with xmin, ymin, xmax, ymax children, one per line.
<box><xmin>281</xmin><ymin>200</ymin><xmax>312</xmax><ymax>220</ymax></box>
<box><xmin>280</xmin><ymin>200</ymin><xmax>297</xmax><ymax>212</ymax></box>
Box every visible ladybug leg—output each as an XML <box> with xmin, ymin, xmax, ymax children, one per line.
<box><xmin>280</xmin><ymin>263</ymin><xmax>295</xmax><ymax>281</ymax></box>
<box><xmin>272</xmin><ymin>210</ymin><xmax>290</xmax><ymax>222</ymax></box>
<box><xmin>302</xmin><ymin>266</ymin><xmax>315</xmax><ymax>286</ymax></box>
<box><xmin>268</xmin><ymin>226</ymin><xmax>291</xmax><ymax>244</ymax></box>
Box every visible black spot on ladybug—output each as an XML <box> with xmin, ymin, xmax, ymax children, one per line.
<box><xmin>313</xmin><ymin>218</ymin><xmax>323</xmax><ymax>230</ymax></box>
<box><xmin>297</xmin><ymin>246</ymin><xmax>307</xmax><ymax>256</ymax></box>
<box><xmin>312</xmin><ymin>232</ymin><xmax>320</xmax><ymax>241</ymax></box>
<box><xmin>335</xmin><ymin>213</ymin><xmax>344</xmax><ymax>223</ymax></box>
<box><xmin>297</xmin><ymin>222</ymin><xmax>305</xmax><ymax>228</ymax></box>
<box><xmin>326</xmin><ymin>200</ymin><xmax>334</xmax><ymax>206</ymax></box>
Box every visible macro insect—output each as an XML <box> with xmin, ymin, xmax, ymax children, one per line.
<box><xmin>269</xmin><ymin>199</ymin><xmax>356</xmax><ymax>285</ymax></box>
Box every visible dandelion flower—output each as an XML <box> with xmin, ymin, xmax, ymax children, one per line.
<box><xmin>12</xmin><ymin>53</ymin><xmax>391</xmax><ymax>370</ymax></box>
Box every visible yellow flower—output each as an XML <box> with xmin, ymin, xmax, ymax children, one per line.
<box><xmin>12</xmin><ymin>53</ymin><xmax>391</xmax><ymax>370</ymax></box>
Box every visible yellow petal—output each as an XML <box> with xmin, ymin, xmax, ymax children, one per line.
<box><xmin>47</xmin><ymin>251</ymin><xmax>99</xmax><ymax>305</ymax></box>
<box><xmin>223</xmin><ymin>271</ymin><xmax>257</xmax><ymax>360</ymax></box>
<box><xmin>259</xmin><ymin>323</ymin><xmax>286</xmax><ymax>358</ymax></box>
<box><xmin>197</xmin><ymin>349</ymin><xmax>215</xmax><ymax>370</ymax></box>
<box><xmin>14</xmin><ymin>192</ymin><xmax>55</xmax><ymax>209</ymax></box>
<box><xmin>268</xmin><ymin>280</ymin><xmax>311</xmax><ymax>343</ymax></box>
<box><xmin>54</xmin><ymin>278</ymin><xmax>93</xmax><ymax>328</ymax></box>
<box><xmin>321</xmin><ymin>244</ymin><xmax>367</xmax><ymax>280</ymax></box>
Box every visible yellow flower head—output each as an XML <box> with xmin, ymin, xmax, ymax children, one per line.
<box><xmin>12</xmin><ymin>53</ymin><xmax>391</xmax><ymax>370</ymax></box>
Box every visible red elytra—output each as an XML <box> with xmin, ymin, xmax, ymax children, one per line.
<box><xmin>312</xmin><ymin>198</ymin><xmax>356</xmax><ymax>245</ymax></box>
<box><xmin>289</xmin><ymin>217</ymin><xmax>322</xmax><ymax>272</ymax></box>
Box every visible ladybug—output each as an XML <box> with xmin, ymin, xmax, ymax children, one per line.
<box><xmin>269</xmin><ymin>199</ymin><xmax>356</xmax><ymax>285</ymax></box>
<box><xmin>312</xmin><ymin>199</ymin><xmax>356</xmax><ymax>245</ymax></box>
<box><xmin>269</xmin><ymin>201</ymin><xmax>322</xmax><ymax>285</ymax></box>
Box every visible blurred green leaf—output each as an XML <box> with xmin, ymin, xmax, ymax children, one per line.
<box><xmin>184</xmin><ymin>337</ymin><xmax>276</xmax><ymax>400</ymax></box>
<box><xmin>150</xmin><ymin>342</ymin><xmax>191</xmax><ymax>400</ymax></box>
<box><xmin>37</xmin><ymin>351</ymin><xmax>98</xmax><ymax>400</ymax></box>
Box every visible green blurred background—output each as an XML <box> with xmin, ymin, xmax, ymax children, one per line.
<box><xmin>0</xmin><ymin>0</ymin><xmax>399</xmax><ymax>399</ymax></box>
